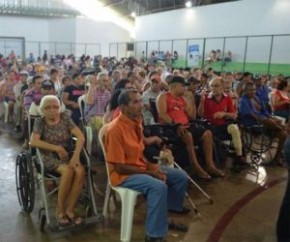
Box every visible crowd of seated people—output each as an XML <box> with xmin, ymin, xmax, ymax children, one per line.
<box><xmin>0</xmin><ymin>50</ymin><xmax>289</xmax><ymax>163</ymax></box>
<box><xmin>205</xmin><ymin>49</ymin><xmax>232</xmax><ymax>66</ymax></box>
<box><xmin>0</xmin><ymin>50</ymin><xmax>289</xmax><ymax>240</ymax></box>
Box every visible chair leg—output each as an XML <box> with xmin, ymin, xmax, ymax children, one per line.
<box><xmin>102</xmin><ymin>182</ymin><xmax>111</xmax><ymax>218</ymax></box>
<box><xmin>119</xmin><ymin>190</ymin><xmax>139</xmax><ymax>242</ymax></box>
<box><xmin>4</xmin><ymin>102</ymin><xmax>9</xmax><ymax>123</ymax></box>
<box><xmin>86</xmin><ymin>127</ymin><xmax>93</xmax><ymax>156</ymax></box>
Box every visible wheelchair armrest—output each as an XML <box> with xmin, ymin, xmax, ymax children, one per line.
<box><xmin>143</xmin><ymin>123</ymin><xmax>180</xmax><ymax>145</ymax></box>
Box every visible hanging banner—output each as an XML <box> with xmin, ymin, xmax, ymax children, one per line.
<box><xmin>188</xmin><ymin>44</ymin><xmax>200</xmax><ymax>67</ymax></box>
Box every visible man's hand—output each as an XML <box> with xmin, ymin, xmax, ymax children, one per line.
<box><xmin>176</xmin><ymin>125</ymin><xmax>188</xmax><ymax>137</ymax></box>
<box><xmin>152</xmin><ymin>136</ymin><xmax>163</xmax><ymax>145</ymax></box>
<box><xmin>213</xmin><ymin>111</ymin><xmax>226</xmax><ymax>119</ymax></box>
<box><xmin>200</xmin><ymin>90</ymin><xmax>206</xmax><ymax>103</ymax></box>
<box><xmin>150</xmin><ymin>170</ymin><xmax>167</xmax><ymax>182</ymax></box>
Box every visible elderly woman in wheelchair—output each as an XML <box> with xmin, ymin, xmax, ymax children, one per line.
<box><xmin>30</xmin><ymin>95</ymin><xmax>86</xmax><ymax>226</ymax></box>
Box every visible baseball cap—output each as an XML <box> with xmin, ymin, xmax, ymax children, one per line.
<box><xmin>168</xmin><ymin>76</ymin><xmax>186</xmax><ymax>85</ymax></box>
<box><xmin>27</xmin><ymin>76</ymin><xmax>33</xmax><ymax>86</ymax></box>
<box><xmin>19</xmin><ymin>71</ymin><xmax>30</xmax><ymax>77</ymax></box>
<box><xmin>41</xmin><ymin>79</ymin><xmax>54</xmax><ymax>89</ymax></box>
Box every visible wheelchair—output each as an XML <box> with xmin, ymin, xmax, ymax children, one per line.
<box><xmin>15</xmin><ymin>114</ymin><xmax>103</xmax><ymax>232</ymax></box>
<box><xmin>147</xmin><ymin>98</ymin><xmax>227</xmax><ymax>168</ymax></box>
<box><xmin>239</xmin><ymin>116</ymin><xmax>279</xmax><ymax>171</ymax></box>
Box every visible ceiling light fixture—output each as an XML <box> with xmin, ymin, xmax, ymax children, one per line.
<box><xmin>185</xmin><ymin>0</ymin><xmax>192</xmax><ymax>8</ymax></box>
<box><xmin>130</xmin><ymin>11</ymin><xmax>136</xmax><ymax>18</ymax></box>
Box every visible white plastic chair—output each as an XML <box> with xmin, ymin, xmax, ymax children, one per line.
<box><xmin>4</xmin><ymin>101</ymin><xmax>10</xmax><ymax>123</ymax></box>
<box><xmin>98</xmin><ymin>124</ymin><xmax>141</xmax><ymax>242</ymax></box>
<box><xmin>78</xmin><ymin>95</ymin><xmax>93</xmax><ymax>156</ymax></box>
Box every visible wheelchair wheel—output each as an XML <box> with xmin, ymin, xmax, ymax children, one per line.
<box><xmin>15</xmin><ymin>151</ymin><xmax>35</xmax><ymax>213</ymax></box>
<box><xmin>250</xmin><ymin>151</ymin><xmax>263</xmax><ymax>165</ymax></box>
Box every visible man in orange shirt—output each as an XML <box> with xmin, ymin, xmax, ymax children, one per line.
<box><xmin>105</xmin><ymin>89</ymin><xmax>188</xmax><ymax>242</ymax></box>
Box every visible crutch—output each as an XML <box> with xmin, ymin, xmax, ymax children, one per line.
<box><xmin>173</xmin><ymin>161</ymin><xmax>214</xmax><ymax>204</ymax></box>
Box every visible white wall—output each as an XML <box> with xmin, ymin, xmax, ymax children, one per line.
<box><xmin>0</xmin><ymin>15</ymin><xmax>49</xmax><ymax>41</ymax></box>
<box><xmin>0</xmin><ymin>16</ymin><xmax>49</xmax><ymax>58</ymax></box>
<box><xmin>75</xmin><ymin>18</ymin><xmax>132</xmax><ymax>57</ymax></box>
<box><xmin>135</xmin><ymin>0</ymin><xmax>290</xmax><ymax>40</ymax></box>
<box><xmin>135</xmin><ymin>0</ymin><xmax>290</xmax><ymax>63</ymax></box>
<box><xmin>0</xmin><ymin>15</ymin><xmax>131</xmax><ymax>58</ymax></box>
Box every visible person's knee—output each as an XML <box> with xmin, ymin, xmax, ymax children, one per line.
<box><xmin>175</xmin><ymin>169</ymin><xmax>188</xmax><ymax>185</ymax></box>
<box><xmin>202</xmin><ymin>129</ymin><xmax>212</xmax><ymax>140</ymax></box>
<box><xmin>61</xmin><ymin>165</ymin><xmax>74</xmax><ymax>178</ymax></box>
<box><xmin>74</xmin><ymin>165</ymin><xmax>85</xmax><ymax>179</ymax></box>
<box><xmin>153</xmin><ymin>180</ymin><xmax>167</xmax><ymax>194</ymax></box>
<box><xmin>182</xmin><ymin>132</ymin><xmax>194</xmax><ymax>145</ymax></box>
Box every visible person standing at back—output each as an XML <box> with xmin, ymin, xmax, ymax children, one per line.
<box><xmin>62</xmin><ymin>72</ymin><xmax>85</xmax><ymax>126</ymax></box>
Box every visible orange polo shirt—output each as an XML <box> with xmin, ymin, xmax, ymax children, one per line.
<box><xmin>105</xmin><ymin>112</ymin><xmax>151</xmax><ymax>186</ymax></box>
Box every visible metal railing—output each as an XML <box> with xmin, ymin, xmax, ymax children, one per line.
<box><xmin>0</xmin><ymin>38</ymin><xmax>101</xmax><ymax>60</ymax></box>
<box><xmin>110</xmin><ymin>34</ymin><xmax>290</xmax><ymax>76</ymax></box>
<box><xmin>1</xmin><ymin>34</ymin><xmax>290</xmax><ymax>76</ymax></box>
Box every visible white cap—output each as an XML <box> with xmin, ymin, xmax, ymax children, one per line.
<box><xmin>19</xmin><ymin>71</ymin><xmax>30</xmax><ymax>77</ymax></box>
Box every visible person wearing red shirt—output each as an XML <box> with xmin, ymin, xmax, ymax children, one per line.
<box><xmin>198</xmin><ymin>77</ymin><xmax>245</xmax><ymax>165</ymax></box>
<box><xmin>157</xmin><ymin>76</ymin><xmax>224</xmax><ymax>180</ymax></box>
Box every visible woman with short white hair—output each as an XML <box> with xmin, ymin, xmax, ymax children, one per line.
<box><xmin>30</xmin><ymin>95</ymin><xmax>85</xmax><ymax>227</ymax></box>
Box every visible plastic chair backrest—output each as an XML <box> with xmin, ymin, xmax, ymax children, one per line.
<box><xmin>98</xmin><ymin>124</ymin><xmax>141</xmax><ymax>242</ymax></box>
<box><xmin>98</xmin><ymin>124</ymin><xmax>112</xmax><ymax>186</ymax></box>
<box><xmin>149</xmin><ymin>98</ymin><xmax>158</xmax><ymax>122</ymax></box>
<box><xmin>78</xmin><ymin>94</ymin><xmax>86</xmax><ymax>126</ymax></box>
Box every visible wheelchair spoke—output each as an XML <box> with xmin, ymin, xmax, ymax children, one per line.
<box><xmin>15</xmin><ymin>151</ymin><xmax>35</xmax><ymax>213</ymax></box>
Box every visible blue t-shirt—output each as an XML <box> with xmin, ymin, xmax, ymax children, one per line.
<box><xmin>238</xmin><ymin>94</ymin><xmax>271</xmax><ymax>126</ymax></box>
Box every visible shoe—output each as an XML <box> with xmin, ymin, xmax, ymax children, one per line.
<box><xmin>168</xmin><ymin>220</ymin><xmax>188</xmax><ymax>232</ymax></box>
<box><xmin>145</xmin><ymin>235</ymin><xmax>165</xmax><ymax>242</ymax></box>
<box><xmin>168</xmin><ymin>206</ymin><xmax>190</xmax><ymax>214</ymax></box>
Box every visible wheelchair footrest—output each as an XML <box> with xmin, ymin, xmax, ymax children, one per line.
<box><xmin>48</xmin><ymin>214</ymin><xmax>103</xmax><ymax>232</ymax></box>
<box><xmin>85</xmin><ymin>214</ymin><xmax>104</xmax><ymax>225</ymax></box>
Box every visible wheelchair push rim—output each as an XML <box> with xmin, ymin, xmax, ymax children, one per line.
<box><xmin>15</xmin><ymin>151</ymin><xmax>35</xmax><ymax>213</ymax></box>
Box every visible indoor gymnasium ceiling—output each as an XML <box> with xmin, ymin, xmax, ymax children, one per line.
<box><xmin>0</xmin><ymin>0</ymin><xmax>239</xmax><ymax>18</ymax></box>
<box><xmin>98</xmin><ymin>0</ymin><xmax>240</xmax><ymax>18</ymax></box>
